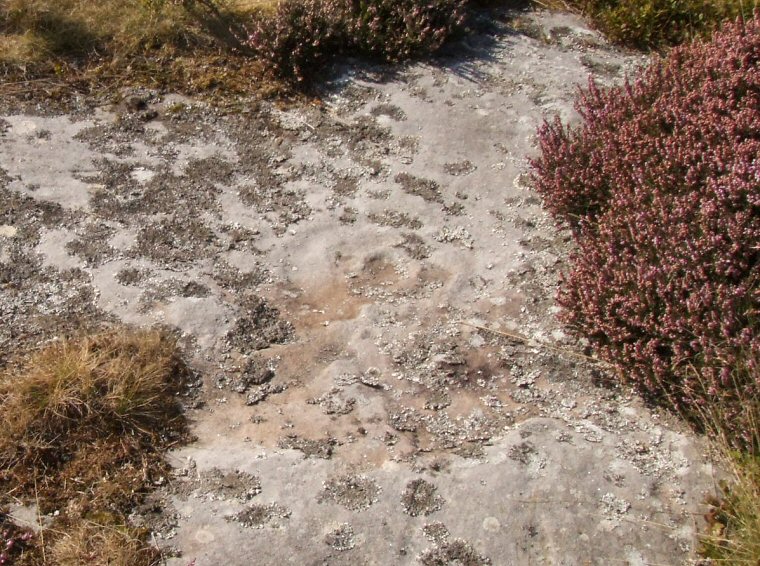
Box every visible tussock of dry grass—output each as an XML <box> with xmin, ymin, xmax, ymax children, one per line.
<box><xmin>0</xmin><ymin>0</ymin><xmax>273</xmax><ymax>97</ymax></box>
<box><xmin>0</xmin><ymin>329</ymin><xmax>190</xmax><ymax>563</ymax></box>
<box><xmin>695</xmin><ymin>367</ymin><xmax>760</xmax><ymax>564</ymax></box>
<box><xmin>0</xmin><ymin>329</ymin><xmax>187</xmax><ymax>476</ymax></box>
<box><xmin>665</xmin><ymin>360</ymin><xmax>758</xmax><ymax>564</ymax></box>
<box><xmin>50</xmin><ymin>520</ymin><xmax>162</xmax><ymax>566</ymax></box>
<box><xmin>1</xmin><ymin>0</ymin><xmax>199</xmax><ymax>63</ymax></box>
<box><xmin>0</xmin><ymin>0</ymin><xmax>268</xmax><ymax>61</ymax></box>
<box><xmin>700</xmin><ymin>437</ymin><xmax>760</xmax><ymax>563</ymax></box>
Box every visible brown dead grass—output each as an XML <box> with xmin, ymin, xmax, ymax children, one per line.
<box><xmin>1</xmin><ymin>0</ymin><xmax>206</xmax><ymax>64</ymax></box>
<box><xmin>700</xmin><ymin>453</ymin><xmax>760</xmax><ymax>565</ymax></box>
<box><xmin>49</xmin><ymin>520</ymin><xmax>161</xmax><ymax>566</ymax></box>
<box><xmin>697</xmin><ymin>368</ymin><xmax>760</xmax><ymax>565</ymax></box>
<box><xmin>0</xmin><ymin>329</ymin><xmax>190</xmax><ymax>564</ymax></box>
<box><xmin>0</xmin><ymin>0</ymin><xmax>281</xmax><ymax>100</ymax></box>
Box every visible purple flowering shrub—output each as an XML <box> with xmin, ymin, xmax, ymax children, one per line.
<box><xmin>347</xmin><ymin>0</ymin><xmax>468</xmax><ymax>62</ymax></box>
<box><xmin>245</xmin><ymin>0</ymin><xmax>349</xmax><ymax>83</ymax></box>
<box><xmin>246</xmin><ymin>0</ymin><xmax>468</xmax><ymax>83</ymax></box>
<box><xmin>0</xmin><ymin>513</ymin><xmax>34</xmax><ymax>565</ymax></box>
<box><xmin>531</xmin><ymin>15</ymin><xmax>760</xmax><ymax>446</ymax></box>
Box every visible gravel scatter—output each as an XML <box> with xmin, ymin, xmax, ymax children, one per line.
<box><xmin>402</xmin><ymin>479</ymin><xmax>444</xmax><ymax>517</ymax></box>
<box><xmin>443</xmin><ymin>160</ymin><xmax>476</xmax><ymax>176</ymax></box>
<box><xmin>231</xmin><ymin>356</ymin><xmax>275</xmax><ymax>393</ymax></box>
<box><xmin>324</xmin><ymin>523</ymin><xmax>357</xmax><ymax>551</ymax></box>
<box><xmin>228</xmin><ymin>503</ymin><xmax>291</xmax><ymax>529</ymax></box>
<box><xmin>225</xmin><ymin>294</ymin><xmax>294</xmax><ymax>352</ymax></box>
<box><xmin>319</xmin><ymin>475</ymin><xmax>381</xmax><ymax>511</ymax></box>
<box><xmin>308</xmin><ymin>388</ymin><xmax>357</xmax><ymax>415</ymax></box>
<box><xmin>508</xmin><ymin>441</ymin><xmax>536</xmax><ymax>465</ymax></box>
<box><xmin>422</xmin><ymin>522</ymin><xmax>451</xmax><ymax>544</ymax></box>
<box><xmin>419</xmin><ymin>538</ymin><xmax>492</xmax><ymax>566</ymax></box>
<box><xmin>172</xmin><ymin>468</ymin><xmax>262</xmax><ymax>503</ymax></box>
<box><xmin>368</xmin><ymin>210</ymin><xmax>423</xmax><ymax>229</ymax></box>
<box><xmin>279</xmin><ymin>434</ymin><xmax>339</xmax><ymax>459</ymax></box>
<box><xmin>245</xmin><ymin>383</ymin><xmax>287</xmax><ymax>406</ymax></box>
<box><xmin>394</xmin><ymin>173</ymin><xmax>443</xmax><ymax>204</ymax></box>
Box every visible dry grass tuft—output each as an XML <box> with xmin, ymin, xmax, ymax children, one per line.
<box><xmin>700</xmin><ymin>420</ymin><xmax>760</xmax><ymax>564</ymax></box>
<box><xmin>0</xmin><ymin>329</ymin><xmax>190</xmax><ymax>563</ymax></box>
<box><xmin>0</xmin><ymin>329</ymin><xmax>187</xmax><ymax>483</ymax></box>
<box><xmin>0</xmin><ymin>0</ymin><xmax>270</xmax><ymax>61</ymax></box>
<box><xmin>1</xmin><ymin>0</ymin><xmax>201</xmax><ymax>63</ymax></box>
<box><xmin>50</xmin><ymin>520</ymin><xmax>162</xmax><ymax>566</ymax></box>
<box><xmin>0</xmin><ymin>0</ymin><xmax>274</xmax><ymax>98</ymax></box>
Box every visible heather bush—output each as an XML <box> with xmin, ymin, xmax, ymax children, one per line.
<box><xmin>565</xmin><ymin>0</ymin><xmax>756</xmax><ymax>48</ymax></box>
<box><xmin>245</xmin><ymin>0</ymin><xmax>349</xmax><ymax>83</ymax></box>
<box><xmin>346</xmin><ymin>0</ymin><xmax>468</xmax><ymax>62</ymax></box>
<box><xmin>0</xmin><ymin>513</ymin><xmax>33</xmax><ymax>565</ymax></box>
<box><xmin>531</xmin><ymin>15</ymin><xmax>760</xmax><ymax>448</ymax></box>
<box><xmin>245</xmin><ymin>0</ymin><xmax>469</xmax><ymax>82</ymax></box>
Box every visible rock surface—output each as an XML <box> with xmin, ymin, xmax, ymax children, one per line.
<box><xmin>0</xmin><ymin>8</ymin><xmax>715</xmax><ymax>565</ymax></box>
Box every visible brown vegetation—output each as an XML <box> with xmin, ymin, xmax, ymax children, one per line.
<box><xmin>558</xmin><ymin>0</ymin><xmax>756</xmax><ymax>48</ymax></box>
<box><xmin>0</xmin><ymin>329</ymin><xmax>190</xmax><ymax>564</ymax></box>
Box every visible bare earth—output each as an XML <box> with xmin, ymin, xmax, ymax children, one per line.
<box><xmin>1</xmin><ymin>9</ymin><xmax>717</xmax><ymax>565</ymax></box>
